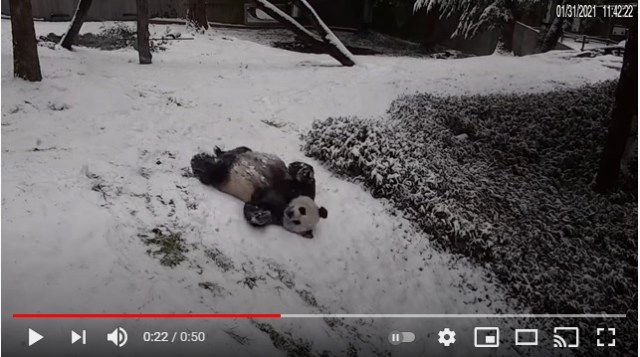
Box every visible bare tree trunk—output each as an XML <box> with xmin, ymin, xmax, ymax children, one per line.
<box><xmin>253</xmin><ymin>1</ymin><xmax>321</xmax><ymax>42</ymax></box>
<box><xmin>253</xmin><ymin>0</ymin><xmax>355</xmax><ymax>66</ymax></box>
<box><xmin>619</xmin><ymin>116</ymin><xmax>637</xmax><ymax>176</ymax></box>
<box><xmin>136</xmin><ymin>0</ymin><xmax>152</xmax><ymax>64</ymax></box>
<box><xmin>9</xmin><ymin>0</ymin><xmax>42</xmax><ymax>81</ymax></box>
<box><xmin>594</xmin><ymin>23</ymin><xmax>637</xmax><ymax>192</ymax></box>
<box><xmin>494</xmin><ymin>19</ymin><xmax>515</xmax><ymax>55</ymax></box>
<box><xmin>292</xmin><ymin>0</ymin><xmax>355</xmax><ymax>63</ymax></box>
<box><xmin>252</xmin><ymin>1</ymin><xmax>327</xmax><ymax>53</ymax></box>
<box><xmin>60</xmin><ymin>0</ymin><xmax>93</xmax><ymax>50</ymax></box>
<box><xmin>539</xmin><ymin>15</ymin><xmax>565</xmax><ymax>53</ymax></box>
<box><xmin>187</xmin><ymin>0</ymin><xmax>209</xmax><ymax>30</ymax></box>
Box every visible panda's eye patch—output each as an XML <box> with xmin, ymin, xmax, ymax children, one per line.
<box><xmin>292</xmin><ymin>220</ymin><xmax>301</xmax><ymax>225</ymax></box>
<box><xmin>299</xmin><ymin>207</ymin><xmax>306</xmax><ymax>215</ymax></box>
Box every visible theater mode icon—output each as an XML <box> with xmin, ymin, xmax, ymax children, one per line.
<box><xmin>515</xmin><ymin>329</ymin><xmax>538</xmax><ymax>346</ymax></box>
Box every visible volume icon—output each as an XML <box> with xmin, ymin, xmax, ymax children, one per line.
<box><xmin>71</xmin><ymin>330</ymin><xmax>87</xmax><ymax>345</ymax></box>
<box><xmin>107</xmin><ymin>327</ymin><xmax>128</xmax><ymax>347</ymax></box>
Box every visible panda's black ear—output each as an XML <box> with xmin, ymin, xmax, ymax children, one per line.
<box><xmin>301</xmin><ymin>230</ymin><xmax>314</xmax><ymax>239</ymax></box>
<box><xmin>319</xmin><ymin>207</ymin><xmax>328</xmax><ymax>219</ymax></box>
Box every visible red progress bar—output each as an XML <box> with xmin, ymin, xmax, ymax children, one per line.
<box><xmin>13</xmin><ymin>313</ymin><xmax>281</xmax><ymax>319</ymax></box>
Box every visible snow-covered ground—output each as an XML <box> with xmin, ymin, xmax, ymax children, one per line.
<box><xmin>1</xmin><ymin>20</ymin><xmax>621</xmax><ymax>356</ymax></box>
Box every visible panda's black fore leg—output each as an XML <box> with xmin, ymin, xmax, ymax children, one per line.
<box><xmin>243</xmin><ymin>203</ymin><xmax>272</xmax><ymax>226</ymax></box>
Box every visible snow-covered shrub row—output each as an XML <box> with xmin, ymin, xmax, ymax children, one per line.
<box><xmin>304</xmin><ymin>81</ymin><xmax>636</xmax><ymax>323</ymax></box>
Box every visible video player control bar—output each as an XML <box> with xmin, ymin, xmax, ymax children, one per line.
<box><xmin>14</xmin><ymin>313</ymin><xmax>627</xmax><ymax>319</ymax></box>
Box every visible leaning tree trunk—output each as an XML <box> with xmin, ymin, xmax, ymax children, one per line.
<box><xmin>594</xmin><ymin>23</ymin><xmax>637</xmax><ymax>193</ymax></box>
<box><xmin>252</xmin><ymin>0</ymin><xmax>355</xmax><ymax>66</ymax></box>
<box><xmin>60</xmin><ymin>0</ymin><xmax>93</xmax><ymax>50</ymax></box>
<box><xmin>293</xmin><ymin>0</ymin><xmax>355</xmax><ymax>62</ymax></box>
<box><xmin>494</xmin><ymin>19</ymin><xmax>516</xmax><ymax>55</ymax></box>
<box><xmin>187</xmin><ymin>0</ymin><xmax>209</xmax><ymax>30</ymax></box>
<box><xmin>9</xmin><ymin>0</ymin><xmax>42</xmax><ymax>81</ymax></box>
<box><xmin>539</xmin><ymin>15</ymin><xmax>565</xmax><ymax>53</ymax></box>
<box><xmin>136</xmin><ymin>0</ymin><xmax>152</xmax><ymax>64</ymax></box>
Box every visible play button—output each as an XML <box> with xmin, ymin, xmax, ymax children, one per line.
<box><xmin>28</xmin><ymin>329</ymin><xmax>43</xmax><ymax>346</ymax></box>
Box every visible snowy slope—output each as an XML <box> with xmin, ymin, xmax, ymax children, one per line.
<box><xmin>1</xmin><ymin>21</ymin><xmax>621</xmax><ymax>356</ymax></box>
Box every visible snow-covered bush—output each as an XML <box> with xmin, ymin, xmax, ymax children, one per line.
<box><xmin>304</xmin><ymin>81</ymin><xmax>637</xmax><ymax>350</ymax></box>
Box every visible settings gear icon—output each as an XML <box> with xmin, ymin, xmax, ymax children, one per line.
<box><xmin>438</xmin><ymin>328</ymin><xmax>456</xmax><ymax>347</ymax></box>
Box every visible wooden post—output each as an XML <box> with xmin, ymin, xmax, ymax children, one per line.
<box><xmin>136</xmin><ymin>0</ymin><xmax>152</xmax><ymax>64</ymax></box>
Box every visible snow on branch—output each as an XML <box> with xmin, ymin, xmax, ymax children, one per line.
<box><xmin>254</xmin><ymin>0</ymin><xmax>321</xmax><ymax>42</ymax></box>
<box><xmin>413</xmin><ymin>0</ymin><xmax>521</xmax><ymax>40</ymax></box>
<box><xmin>293</xmin><ymin>0</ymin><xmax>357</xmax><ymax>65</ymax></box>
<box><xmin>253</xmin><ymin>0</ymin><xmax>356</xmax><ymax>66</ymax></box>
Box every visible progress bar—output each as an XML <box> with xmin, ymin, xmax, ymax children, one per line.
<box><xmin>13</xmin><ymin>313</ymin><xmax>627</xmax><ymax>319</ymax></box>
<box><xmin>13</xmin><ymin>313</ymin><xmax>281</xmax><ymax>319</ymax></box>
<box><xmin>281</xmin><ymin>314</ymin><xmax>627</xmax><ymax>318</ymax></box>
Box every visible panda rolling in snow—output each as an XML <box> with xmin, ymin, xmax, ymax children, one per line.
<box><xmin>191</xmin><ymin>146</ymin><xmax>327</xmax><ymax>238</ymax></box>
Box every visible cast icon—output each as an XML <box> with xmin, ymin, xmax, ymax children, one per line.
<box><xmin>553</xmin><ymin>327</ymin><xmax>579</xmax><ymax>348</ymax></box>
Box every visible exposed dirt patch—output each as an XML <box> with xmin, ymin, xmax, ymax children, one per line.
<box><xmin>38</xmin><ymin>23</ymin><xmax>169</xmax><ymax>52</ymax></box>
<box><xmin>198</xmin><ymin>281</ymin><xmax>227</xmax><ymax>297</ymax></box>
<box><xmin>204</xmin><ymin>248</ymin><xmax>235</xmax><ymax>272</ymax></box>
<box><xmin>223</xmin><ymin>328</ymin><xmax>252</xmax><ymax>345</ymax></box>
<box><xmin>139</xmin><ymin>227</ymin><xmax>188</xmax><ymax>267</ymax></box>
<box><xmin>253</xmin><ymin>322</ymin><xmax>314</xmax><ymax>357</ymax></box>
<box><xmin>272</xmin><ymin>41</ymin><xmax>381</xmax><ymax>55</ymax></box>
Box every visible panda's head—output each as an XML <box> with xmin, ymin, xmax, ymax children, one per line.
<box><xmin>282</xmin><ymin>196</ymin><xmax>327</xmax><ymax>239</ymax></box>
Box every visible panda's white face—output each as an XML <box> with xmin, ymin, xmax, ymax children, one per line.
<box><xmin>282</xmin><ymin>196</ymin><xmax>328</xmax><ymax>238</ymax></box>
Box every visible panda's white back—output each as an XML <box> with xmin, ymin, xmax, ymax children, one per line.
<box><xmin>217</xmin><ymin>151</ymin><xmax>288</xmax><ymax>202</ymax></box>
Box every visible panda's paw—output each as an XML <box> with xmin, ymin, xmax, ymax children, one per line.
<box><xmin>244</xmin><ymin>204</ymin><xmax>272</xmax><ymax>226</ymax></box>
<box><xmin>249</xmin><ymin>210</ymin><xmax>272</xmax><ymax>226</ymax></box>
<box><xmin>289</xmin><ymin>162</ymin><xmax>315</xmax><ymax>182</ymax></box>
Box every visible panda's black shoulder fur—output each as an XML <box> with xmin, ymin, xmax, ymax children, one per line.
<box><xmin>214</xmin><ymin>146</ymin><xmax>252</xmax><ymax>157</ymax></box>
<box><xmin>190</xmin><ymin>146</ymin><xmax>253</xmax><ymax>186</ymax></box>
<box><xmin>190</xmin><ymin>152</ymin><xmax>234</xmax><ymax>186</ymax></box>
<box><xmin>287</xmin><ymin>161</ymin><xmax>316</xmax><ymax>200</ymax></box>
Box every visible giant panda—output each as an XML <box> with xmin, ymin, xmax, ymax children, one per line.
<box><xmin>190</xmin><ymin>146</ymin><xmax>327</xmax><ymax>238</ymax></box>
